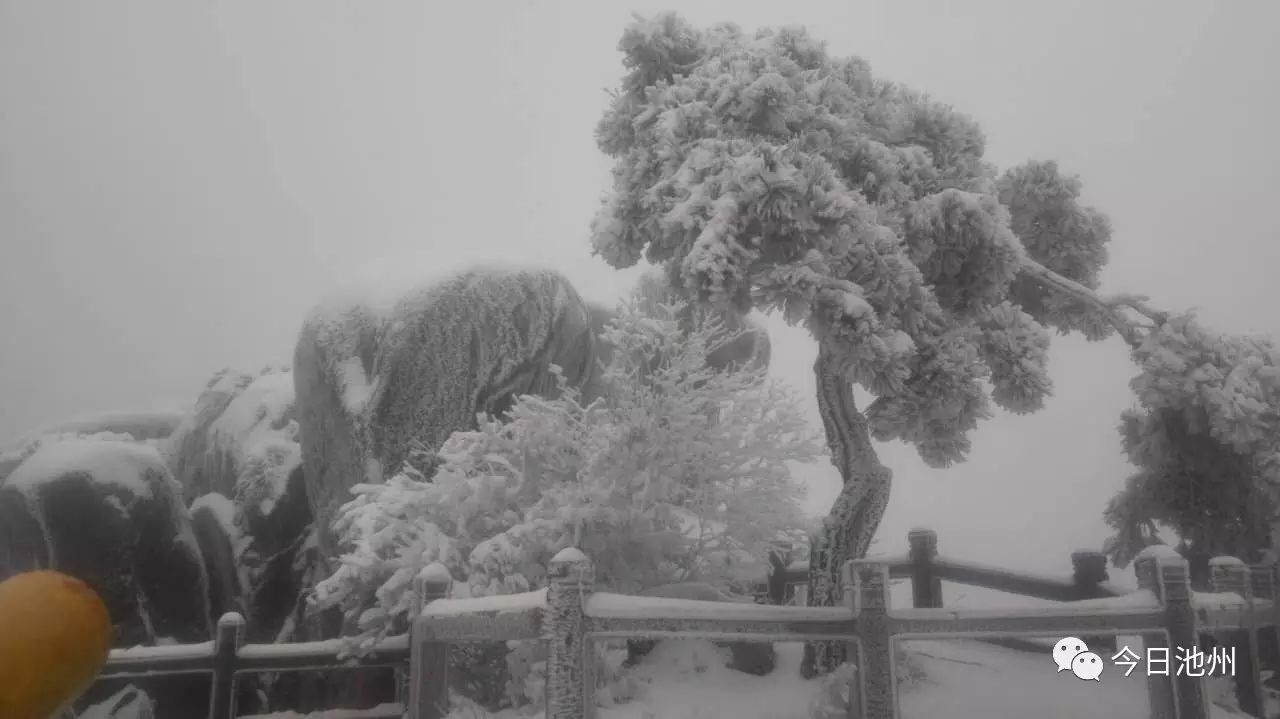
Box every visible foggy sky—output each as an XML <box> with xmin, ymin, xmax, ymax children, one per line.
<box><xmin>2</xmin><ymin>0</ymin><xmax>1278</xmax><ymax>584</ymax></box>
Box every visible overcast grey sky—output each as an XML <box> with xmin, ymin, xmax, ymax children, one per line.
<box><xmin>2</xmin><ymin>1</ymin><xmax>1277</xmax><ymax>582</ymax></box>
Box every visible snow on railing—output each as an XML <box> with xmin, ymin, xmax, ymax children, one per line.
<box><xmin>99</xmin><ymin>614</ymin><xmax>411</xmax><ymax>719</ymax></box>
<box><xmin>87</xmin><ymin>528</ymin><xmax>1280</xmax><ymax>719</ymax></box>
<box><xmin>403</xmin><ymin>530</ymin><xmax>1280</xmax><ymax>719</ymax></box>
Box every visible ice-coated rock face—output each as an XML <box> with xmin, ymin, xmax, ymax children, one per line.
<box><xmin>293</xmin><ymin>266</ymin><xmax>599</xmax><ymax>556</ymax></box>
<box><xmin>0</xmin><ymin>438</ymin><xmax>213</xmax><ymax>647</ymax></box>
<box><xmin>189</xmin><ymin>493</ymin><xmax>246</xmax><ymax>624</ymax></box>
<box><xmin>163</xmin><ymin>368</ymin><xmax>318</xmax><ymax>645</ymax></box>
<box><xmin>164</xmin><ymin>367</ymin><xmax>300</xmax><ymax>508</ymax></box>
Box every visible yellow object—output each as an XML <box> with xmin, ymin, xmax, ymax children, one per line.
<box><xmin>0</xmin><ymin>571</ymin><xmax>113</xmax><ymax>719</ymax></box>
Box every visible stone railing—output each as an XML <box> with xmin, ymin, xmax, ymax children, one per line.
<box><xmin>91</xmin><ymin>529</ymin><xmax>1280</xmax><ymax>719</ymax></box>
<box><xmin>406</xmin><ymin>542</ymin><xmax>1280</xmax><ymax>719</ymax></box>
<box><xmin>99</xmin><ymin>617</ymin><xmax>409</xmax><ymax>719</ymax></box>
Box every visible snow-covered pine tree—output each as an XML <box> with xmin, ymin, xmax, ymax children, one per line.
<box><xmin>1103</xmin><ymin>316</ymin><xmax>1280</xmax><ymax>572</ymax></box>
<box><xmin>590</xmin><ymin>14</ymin><xmax>1132</xmax><ymax>677</ymax></box>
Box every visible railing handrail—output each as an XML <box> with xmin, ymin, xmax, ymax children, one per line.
<box><xmin>99</xmin><ymin>630</ymin><xmax>410</xmax><ymax>680</ymax></box>
<box><xmin>85</xmin><ymin>527</ymin><xmax>1280</xmax><ymax>719</ymax></box>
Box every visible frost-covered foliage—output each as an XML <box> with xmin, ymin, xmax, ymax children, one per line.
<box><xmin>590</xmin><ymin>13</ymin><xmax>1114</xmax><ymax>678</ymax></box>
<box><xmin>591</xmin><ymin>14</ymin><xmax>1096</xmax><ymax>469</ymax></box>
<box><xmin>312</xmin><ymin>297</ymin><xmax>821</xmax><ymax>655</ymax></box>
<box><xmin>1104</xmin><ymin>314</ymin><xmax>1280</xmax><ymax>567</ymax></box>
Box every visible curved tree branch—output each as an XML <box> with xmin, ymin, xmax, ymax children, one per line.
<box><xmin>1018</xmin><ymin>258</ymin><xmax>1154</xmax><ymax>349</ymax></box>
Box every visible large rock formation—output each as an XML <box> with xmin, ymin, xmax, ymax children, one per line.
<box><xmin>189</xmin><ymin>493</ymin><xmax>247</xmax><ymax>624</ymax></box>
<box><xmin>0</xmin><ymin>438</ymin><xmax>218</xmax><ymax>717</ymax></box>
<box><xmin>0</xmin><ymin>438</ymin><xmax>213</xmax><ymax>645</ymax></box>
<box><xmin>294</xmin><ymin>266</ymin><xmax>600</xmax><ymax>556</ymax></box>
<box><xmin>164</xmin><ymin>367</ymin><xmax>299</xmax><ymax>505</ymax></box>
<box><xmin>163</xmin><ymin>368</ymin><xmax>316</xmax><ymax>635</ymax></box>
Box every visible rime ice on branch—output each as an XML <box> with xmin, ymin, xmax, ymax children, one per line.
<box><xmin>587</xmin><ymin>13</ymin><xmax>1199</xmax><ymax>677</ymax></box>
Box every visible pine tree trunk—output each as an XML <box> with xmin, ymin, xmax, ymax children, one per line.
<box><xmin>800</xmin><ymin>344</ymin><xmax>893</xmax><ymax>679</ymax></box>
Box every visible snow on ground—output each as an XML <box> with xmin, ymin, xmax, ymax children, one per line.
<box><xmin>411</xmin><ymin>577</ymin><xmax>1255</xmax><ymax>719</ymax></box>
<box><xmin>432</xmin><ymin>637</ymin><xmax>1252</xmax><ymax>719</ymax></box>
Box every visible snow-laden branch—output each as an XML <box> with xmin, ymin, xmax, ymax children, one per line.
<box><xmin>1019</xmin><ymin>258</ymin><xmax>1164</xmax><ymax>350</ymax></box>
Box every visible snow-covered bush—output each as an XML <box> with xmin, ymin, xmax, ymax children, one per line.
<box><xmin>312</xmin><ymin>297</ymin><xmax>822</xmax><ymax>660</ymax></box>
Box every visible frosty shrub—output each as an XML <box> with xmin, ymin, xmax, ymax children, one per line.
<box><xmin>1103</xmin><ymin>314</ymin><xmax>1280</xmax><ymax>567</ymax></box>
<box><xmin>313</xmin><ymin>296</ymin><xmax>822</xmax><ymax>703</ymax></box>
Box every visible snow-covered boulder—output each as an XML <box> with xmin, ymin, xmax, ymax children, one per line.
<box><xmin>165</xmin><ymin>367</ymin><xmax>300</xmax><ymax>508</ymax></box>
<box><xmin>0</xmin><ymin>409</ymin><xmax>184</xmax><ymax>484</ymax></box>
<box><xmin>0</xmin><ymin>438</ymin><xmax>214</xmax><ymax>647</ymax></box>
<box><xmin>293</xmin><ymin>266</ymin><xmax>599</xmax><ymax>556</ymax></box>
<box><xmin>625</xmin><ymin>582</ymin><xmax>777</xmax><ymax>676</ymax></box>
<box><xmin>190</xmin><ymin>493</ymin><xmax>247</xmax><ymax>623</ymax></box>
<box><xmin>163</xmin><ymin>368</ymin><xmax>322</xmax><ymax>641</ymax></box>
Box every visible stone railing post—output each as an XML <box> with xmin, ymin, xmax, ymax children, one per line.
<box><xmin>1158</xmin><ymin>555</ymin><xmax>1207</xmax><ymax>719</ymax></box>
<box><xmin>408</xmin><ymin>562</ymin><xmax>454</xmax><ymax>719</ymax></box>
<box><xmin>851</xmin><ymin>560</ymin><xmax>893</xmax><ymax>719</ymax></box>
<box><xmin>1249</xmin><ymin>563</ymin><xmax>1280</xmax><ymax>697</ymax></box>
<box><xmin>840</xmin><ymin>561</ymin><xmax>862</xmax><ymax>717</ymax></box>
<box><xmin>763</xmin><ymin>542</ymin><xmax>794</xmax><ymax>605</ymax></box>
<box><xmin>208</xmin><ymin>612</ymin><xmax>244</xmax><ymax>719</ymax></box>
<box><xmin>1136</xmin><ymin>554</ymin><xmax>1175</xmax><ymax>719</ymax></box>
<box><xmin>546</xmin><ymin>547</ymin><xmax>595</xmax><ymax>719</ymax></box>
<box><xmin>1072</xmin><ymin>549</ymin><xmax>1115</xmax><ymax>652</ymax></box>
<box><xmin>907</xmin><ymin>528</ymin><xmax>941</xmax><ymax>609</ymax></box>
<box><xmin>1210</xmin><ymin>558</ymin><xmax>1264</xmax><ymax>717</ymax></box>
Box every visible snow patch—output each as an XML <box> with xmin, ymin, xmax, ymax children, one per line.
<box><xmin>420</xmin><ymin>562</ymin><xmax>454</xmax><ymax>584</ymax></box>
<box><xmin>5</xmin><ymin>437</ymin><xmax>166</xmax><ymax>497</ymax></box>
<box><xmin>209</xmin><ymin>371</ymin><xmax>294</xmax><ymax>442</ymax></box>
<box><xmin>110</xmin><ymin>641</ymin><xmax>215</xmax><ymax>661</ymax></box>
<box><xmin>1134</xmin><ymin>544</ymin><xmax>1181</xmax><ymax>562</ymax></box>
<box><xmin>336</xmin><ymin>357</ymin><xmax>373</xmax><ymax>416</ymax></box>
<box><xmin>419</xmin><ymin>588</ymin><xmax>548</xmax><ymax>618</ymax></box>
<box><xmin>191</xmin><ymin>492</ymin><xmax>238</xmax><ymax>540</ymax></box>
<box><xmin>587</xmin><ymin>592</ymin><xmax>851</xmax><ymax>623</ymax></box>
<box><xmin>1191</xmin><ymin>591</ymin><xmax>1248</xmax><ymax>609</ymax></box>
<box><xmin>552</xmin><ymin>547</ymin><xmax>588</xmax><ymax>564</ymax></box>
<box><xmin>78</xmin><ymin>685</ymin><xmax>155</xmax><ymax>719</ymax></box>
<box><xmin>238</xmin><ymin>703</ymin><xmax>404</xmax><ymax>719</ymax></box>
<box><xmin>210</xmin><ymin>369</ymin><xmax>301</xmax><ymax>514</ymax></box>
